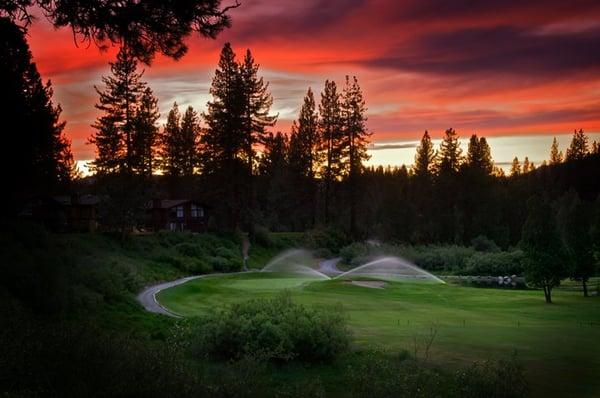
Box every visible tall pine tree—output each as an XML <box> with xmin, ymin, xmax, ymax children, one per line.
<box><xmin>436</xmin><ymin>128</ymin><xmax>462</xmax><ymax>175</ymax></box>
<box><xmin>340</xmin><ymin>75</ymin><xmax>371</xmax><ymax>237</ymax></box>
<box><xmin>1</xmin><ymin>17</ymin><xmax>74</xmax><ymax>210</ymax></box>
<box><xmin>318</xmin><ymin>79</ymin><xmax>343</xmax><ymax>223</ymax></box>
<box><xmin>549</xmin><ymin>137</ymin><xmax>563</xmax><ymax>164</ymax></box>
<box><xmin>565</xmin><ymin>129</ymin><xmax>589</xmax><ymax>161</ymax></box>
<box><xmin>413</xmin><ymin>131</ymin><xmax>436</xmax><ymax>179</ymax></box>
<box><xmin>90</xmin><ymin>47</ymin><xmax>146</xmax><ymax>174</ymax></box>
<box><xmin>131</xmin><ymin>87</ymin><xmax>159</xmax><ymax>176</ymax></box>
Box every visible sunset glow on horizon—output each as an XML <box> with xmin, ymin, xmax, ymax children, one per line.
<box><xmin>27</xmin><ymin>0</ymin><xmax>600</xmax><ymax>169</ymax></box>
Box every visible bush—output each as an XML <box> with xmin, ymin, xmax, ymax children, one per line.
<box><xmin>189</xmin><ymin>292</ymin><xmax>350</xmax><ymax>362</ymax></box>
<box><xmin>471</xmin><ymin>235</ymin><xmax>501</xmax><ymax>252</ymax></box>
<box><xmin>303</xmin><ymin>226</ymin><xmax>348</xmax><ymax>253</ymax></box>
<box><xmin>464</xmin><ymin>251</ymin><xmax>525</xmax><ymax>276</ymax></box>
<box><xmin>454</xmin><ymin>359</ymin><xmax>528</xmax><ymax>398</ymax></box>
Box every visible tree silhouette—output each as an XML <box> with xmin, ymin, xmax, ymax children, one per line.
<box><xmin>131</xmin><ymin>87</ymin><xmax>159</xmax><ymax>176</ymax></box>
<box><xmin>558</xmin><ymin>192</ymin><xmax>595</xmax><ymax>297</ymax></box>
<box><xmin>89</xmin><ymin>47</ymin><xmax>146</xmax><ymax>174</ymax></box>
<box><xmin>413</xmin><ymin>131</ymin><xmax>436</xmax><ymax>179</ymax></box>
<box><xmin>521</xmin><ymin>197</ymin><xmax>567</xmax><ymax>303</ymax></box>
<box><xmin>549</xmin><ymin>137</ymin><xmax>563</xmax><ymax>164</ymax></box>
<box><xmin>340</xmin><ymin>75</ymin><xmax>371</xmax><ymax>237</ymax></box>
<box><xmin>565</xmin><ymin>129</ymin><xmax>589</xmax><ymax>161</ymax></box>
<box><xmin>318</xmin><ymin>80</ymin><xmax>343</xmax><ymax>223</ymax></box>
<box><xmin>1</xmin><ymin>0</ymin><xmax>238</xmax><ymax>64</ymax></box>
<box><xmin>0</xmin><ymin>17</ymin><xmax>74</xmax><ymax>211</ymax></box>
<box><xmin>464</xmin><ymin>134</ymin><xmax>493</xmax><ymax>175</ymax></box>
<box><xmin>436</xmin><ymin>128</ymin><xmax>462</xmax><ymax>175</ymax></box>
<box><xmin>510</xmin><ymin>157</ymin><xmax>521</xmax><ymax>177</ymax></box>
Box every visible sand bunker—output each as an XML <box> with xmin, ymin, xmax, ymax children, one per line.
<box><xmin>344</xmin><ymin>280</ymin><xmax>386</xmax><ymax>289</ymax></box>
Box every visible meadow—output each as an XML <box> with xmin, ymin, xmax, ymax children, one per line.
<box><xmin>159</xmin><ymin>272</ymin><xmax>600</xmax><ymax>398</ymax></box>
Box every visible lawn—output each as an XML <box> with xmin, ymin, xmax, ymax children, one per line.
<box><xmin>158</xmin><ymin>272</ymin><xmax>600</xmax><ymax>398</ymax></box>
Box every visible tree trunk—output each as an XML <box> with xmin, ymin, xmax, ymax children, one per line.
<box><xmin>543</xmin><ymin>285</ymin><xmax>553</xmax><ymax>304</ymax></box>
<box><xmin>582</xmin><ymin>279</ymin><xmax>589</xmax><ymax>298</ymax></box>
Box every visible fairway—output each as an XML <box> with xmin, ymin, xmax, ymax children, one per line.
<box><xmin>158</xmin><ymin>272</ymin><xmax>600</xmax><ymax>397</ymax></box>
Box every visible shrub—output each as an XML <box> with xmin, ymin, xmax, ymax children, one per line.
<box><xmin>471</xmin><ymin>235</ymin><xmax>501</xmax><ymax>252</ymax></box>
<box><xmin>254</xmin><ymin>226</ymin><xmax>273</xmax><ymax>247</ymax></box>
<box><xmin>189</xmin><ymin>292</ymin><xmax>350</xmax><ymax>362</ymax></box>
<box><xmin>454</xmin><ymin>359</ymin><xmax>528</xmax><ymax>398</ymax></box>
<box><xmin>464</xmin><ymin>251</ymin><xmax>525</xmax><ymax>276</ymax></box>
<box><xmin>303</xmin><ymin>226</ymin><xmax>348</xmax><ymax>253</ymax></box>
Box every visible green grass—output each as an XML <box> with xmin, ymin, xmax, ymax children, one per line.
<box><xmin>159</xmin><ymin>272</ymin><xmax>600</xmax><ymax>398</ymax></box>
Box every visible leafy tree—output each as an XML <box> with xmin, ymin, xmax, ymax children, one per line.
<box><xmin>89</xmin><ymin>47</ymin><xmax>146</xmax><ymax>174</ymax></box>
<box><xmin>558</xmin><ymin>192</ymin><xmax>595</xmax><ymax>297</ymax></box>
<box><xmin>436</xmin><ymin>128</ymin><xmax>462</xmax><ymax>175</ymax></box>
<box><xmin>549</xmin><ymin>137</ymin><xmax>563</xmax><ymax>164</ymax></box>
<box><xmin>520</xmin><ymin>197</ymin><xmax>567</xmax><ymax>303</ymax></box>
<box><xmin>131</xmin><ymin>87</ymin><xmax>159</xmax><ymax>176</ymax></box>
<box><xmin>318</xmin><ymin>79</ymin><xmax>343</xmax><ymax>223</ymax></box>
<box><xmin>1</xmin><ymin>0</ymin><xmax>237</xmax><ymax>63</ymax></box>
<box><xmin>413</xmin><ymin>130</ymin><xmax>436</xmax><ymax>179</ymax></box>
<box><xmin>1</xmin><ymin>17</ymin><xmax>74</xmax><ymax>210</ymax></box>
<box><xmin>510</xmin><ymin>157</ymin><xmax>521</xmax><ymax>177</ymax></box>
<box><xmin>565</xmin><ymin>129</ymin><xmax>589</xmax><ymax>161</ymax></box>
<box><xmin>340</xmin><ymin>75</ymin><xmax>371</xmax><ymax>237</ymax></box>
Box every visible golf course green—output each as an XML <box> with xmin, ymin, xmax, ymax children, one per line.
<box><xmin>158</xmin><ymin>272</ymin><xmax>600</xmax><ymax>397</ymax></box>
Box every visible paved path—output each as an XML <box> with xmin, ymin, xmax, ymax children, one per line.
<box><xmin>317</xmin><ymin>257</ymin><xmax>343</xmax><ymax>276</ymax></box>
<box><xmin>137</xmin><ymin>276</ymin><xmax>202</xmax><ymax>317</ymax></box>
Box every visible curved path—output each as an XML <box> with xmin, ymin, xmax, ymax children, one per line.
<box><xmin>138</xmin><ymin>258</ymin><xmax>342</xmax><ymax>317</ymax></box>
<box><xmin>137</xmin><ymin>275</ymin><xmax>202</xmax><ymax>317</ymax></box>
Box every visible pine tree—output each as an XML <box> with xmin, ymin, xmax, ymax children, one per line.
<box><xmin>239</xmin><ymin>49</ymin><xmax>277</xmax><ymax>171</ymax></box>
<box><xmin>291</xmin><ymin>88</ymin><xmax>320</xmax><ymax>179</ymax></box>
<box><xmin>179</xmin><ymin>106</ymin><xmax>201</xmax><ymax>176</ymax></box>
<box><xmin>510</xmin><ymin>157</ymin><xmax>521</xmax><ymax>177</ymax></box>
<box><xmin>565</xmin><ymin>129</ymin><xmax>589</xmax><ymax>161</ymax></box>
<box><xmin>436</xmin><ymin>128</ymin><xmax>462</xmax><ymax>175</ymax></box>
<box><xmin>340</xmin><ymin>75</ymin><xmax>371</xmax><ymax>236</ymax></box>
<box><xmin>159</xmin><ymin>102</ymin><xmax>182</xmax><ymax>176</ymax></box>
<box><xmin>549</xmin><ymin>137</ymin><xmax>563</xmax><ymax>164</ymax></box>
<box><xmin>413</xmin><ymin>130</ymin><xmax>436</xmax><ymax>178</ymax></box>
<box><xmin>465</xmin><ymin>134</ymin><xmax>493</xmax><ymax>175</ymax></box>
<box><xmin>1</xmin><ymin>17</ymin><xmax>74</xmax><ymax>208</ymax></box>
<box><xmin>131</xmin><ymin>87</ymin><xmax>159</xmax><ymax>176</ymax></box>
<box><xmin>318</xmin><ymin>79</ymin><xmax>343</xmax><ymax>223</ymax></box>
<box><xmin>202</xmin><ymin>42</ymin><xmax>244</xmax><ymax>173</ymax></box>
<box><xmin>523</xmin><ymin>157</ymin><xmax>530</xmax><ymax>174</ymax></box>
<box><xmin>89</xmin><ymin>47</ymin><xmax>146</xmax><ymax>174</ymax></box>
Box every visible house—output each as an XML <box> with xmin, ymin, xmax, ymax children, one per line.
<box><xmin>20</xmin><ymin>194</ymin><xmax>100</xmax><ymax>232</ymax></box>
<box><xmin>147</xmin><ymin>199</ymin><xmax>207</xmax><ymax>232</ymax></box>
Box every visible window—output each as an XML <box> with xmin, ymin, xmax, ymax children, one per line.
<box><xmin>176</xmin><ymin>205</ymin><xmax>184</xmax><ymax>218</ymax></box>
<box><xmin>191</xmin><ymin>204</ymin><xmax>204</xmax><ymax>218</ymax></box>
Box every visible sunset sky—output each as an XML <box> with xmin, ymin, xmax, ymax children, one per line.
<box><xmin>27</xmin><ymin>0</ymin><xmax>600</xmax><ymax>171</ymax></box>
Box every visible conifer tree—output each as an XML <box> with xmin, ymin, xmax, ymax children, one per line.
<box><xmin>179</xmin><ymin>106</ymin><xmax>201</xmax><ymax>176</ymax></box>
<box><xmin>523</xmin><ymin>157</ymin><xmax>530</xmax><ymax>174</ymax></box>
<box><xmin>159</xmin><ymin>102</ymin><xmax>182</xmax><ymax>176</ymax></box>
<box><xmin>549</xmin><ymin>137</ymin><xmax>563</xmax><ymax>164</ymax></box>
<box><xmin>290</xmin><ymin>88</ymin><xmax>320</xmax><ymax>178</ymax></box>
<box><xmin>436</xmin><ymin>128</ymin><xmax>462</xmax><ymax>175</ymax></box>
<box><xmin>90</xmin><ymin>47</ymin><xmax>146</xmax><ymax>174</ymax></box>
<box><xmin>340</xmin><ymin>75</ymin><xmax>371</xmax><ymax>236</ymax></box>
<box><xmin>318</xmin><ymin>79</ymin><xmax>343</xmax><ymax>223</ymax></box>
<box><xmin>565</xmin><ymin>129</ymin><xmax>589</xmax><ymax>161</ymax></box>
<box><xmin>510</xmin><ymin>157</ymin><xmax>521</xmax><ymax>177</ymax></box>
<box><xmin>202</xmin><ymin>42</ymin><xmax>244</xmax><ymax>174</ymax></box>
<box><xmin>413</xmin><ymin>130</ymin><xmax>436</xmax><ymax>178</ymax></box>
<box><xmin>131</xmin><ymin>87</ymin><xmax>159</xmax><ymax>176</ymax></box>
<box><xmin>465</xmin><ymin>134</ymin><xmax>493</xmax><ymax>175</ymax></box>
<box><xmin>1</xmin><ymin>17</ymin><xmax>74</xmax><ymax>208</ymax></box>
<box><xmin>239</xmin><ymin>49</ymin><xmax>277</xmax><ymax>171</ymax></box>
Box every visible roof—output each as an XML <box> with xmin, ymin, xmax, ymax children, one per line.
<box><xmin>53</xmin><ymin>195</ymin><xmax>101</xmax><ymax>206</ymax></box>
<box><xmin>148</xmin><ymin>199</ymin><xmax>204</xmax><ymax>209</ymax></box>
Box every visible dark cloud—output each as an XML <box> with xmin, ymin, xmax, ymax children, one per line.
<box><xmin>365</xmin><ymin>25</ymin><xmax>600</xmax><ymax>78</ymax></box>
